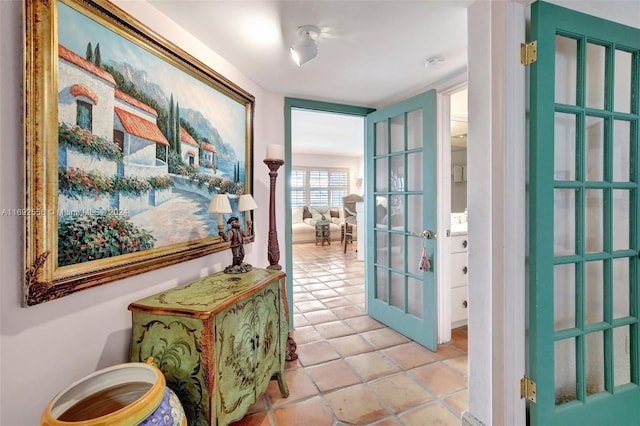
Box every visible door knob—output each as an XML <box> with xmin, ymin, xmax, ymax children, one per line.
<box><xmin>411</xmin><ymin>230</ymin><xmax>437</xmax><ymax>240</ymax></box>
<box><xmin>420</xmin><ymin>230</ymin><xmax>436</xmax><ymax>239</ymax></box>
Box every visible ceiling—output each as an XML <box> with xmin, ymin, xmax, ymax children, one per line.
<box><xmin>145</xmin><ymin>1</ymin><xmax>472</xmax><ymax>156</ymax></box>
<box><xmin>145</xmin><ymin>1</ymin><xmax>639</xmax><ymax>156</ymax></box>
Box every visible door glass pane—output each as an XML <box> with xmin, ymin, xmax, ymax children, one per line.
<box><xmin>585</xmin><ymin>261</ymin><xmax>603</xmax><ymax>326</ymax></box>
<box><xmin>376</xmin><ymin>121</ymin><xmax>388</xmax><ymax>156</ymax></box>
<box><xmin>556</xmin><ymin>338</ymin><xmax>577</xmax><ymax>405</ymax></box>
<box><xmin>390</xmin><ymin>195</ymin><xmax>404</xmax><ymax>231</ymax></box>
<box><xmin>376</xmin><ymin>267</ymin><xmax>388</xmax><ymax>302</ymax></box>
<box><xmin>554</xmin><ymin>263</ymin><xmax>576</xmax><ymax>331</ymax></box>
<box><xmin>555</xmin><ymin>112</ymin><xmax>577</xmax><ymax>180</ymax></box>
<box><xmin>407</xmin><ymin>109</ymin><xmax>423</xmax><ymax>150</ymax></box>
<box><xmin>613</xmin><ymin>120</ymin><xmax>631</xmax><ymax>182</ymax></box>
<box><xmin>586</xmin><ymin>331</ymin><xmax>605</xmax><ymax>396</ymax></box>
<box><xmin>586</xmin><ymin>43</ymin><xmax>606</xmax><ymax>110</ymax></box>
<box><xmin>613</xmin><ymin>325</ymin><xmax>631</xmax><ymax>387</ymax></box>
<box><xmin>585</xmin><ymin>116</ymin><xmax>605</xmax><ymax>182</ymax></box>
<box><xmin>612</xmin><ymin>258</ymin><xmax>630</xmax><ymax>319</ymax></box>
<box><xmin>585</xmin><ymin>189</ymin><xmax>603</xmax><ymax>253</ymax></box>
<box><xmin>391</xmin><ymin>155</ymin><xmax>405</xmax><ymax>192</ymax></box>
<box><xmin>614</xmin><ymin>49</ymin><xmax>632</xmax><ymax>114</ymax></box>
<box><xmin>390</xmin><ymin>115</ymin><xmax>404</xmax><ymax>153</ymax></box>
<box><xmin>407</xmin><ymin>195</ymin><xmax>422</xmax><ymax>243</ymax></box>
<box><xmin>376</xmin><ymin>196</ymin><xmax>389</xmax><ymax>226</ymax></box>
<box><xmin>555</xmin><ymin>35</ymin><xmax>578</xmax><ymax>105</ymax></box>
<box><xmin>391</xmin><ymin>234</ymin><xmax>404</xmax><ymax>269</ymax></box>
<box><xmin>375</xmin><ymin>231</ymin><xmax>388</xmax><ymax>265</ymax></box>
<box><xmin>407</xmin><ymin>236</ymin><xmax>423</xmax><ymax>275</ymax></box>
<box><xmin>554</xmin><ymin>189</ymin><xmax>576</xmax><ymax>256</ymax></box>
<box><xmin>376</xmin><ymin>157</ymin><xmax>388</xmax><ymax>192</ymax></box>
<box><xmin>612</xmin><ymin>189</ymin><xmax>630</xmax><ymax>251</ymax></box>
<box><xmin>390</xmin><ymin>272</ymin><xmax>405</xmax><ymax>310</ymax></box>
<box><xmin>553</xmin><ymin>263</ymin><xmax>576</xmax><ymax>331</ymax></box>
<box><xmin>407</xmin><ymin>152</ymin><xmax>423</xmax><ymax>191</ymax></box>
<box><xmin>408</xmin><ymin>277</ymin><xmax>423</xmax><ymax>318</ymax></box>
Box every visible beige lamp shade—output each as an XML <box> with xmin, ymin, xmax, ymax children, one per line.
<box><xmin>208</xmin><ymin>195</ymin><xmax>232</xmax><ymax>227</ymax></box>
<box><xmin>238</xmin><ymin>194</ymin><xmax>258</xmax><ymax>212</ymax></box>
<box><xmin>208</xmin><ymin>194</ymin><xmax>232</xmax><ymax>214</ymax></box>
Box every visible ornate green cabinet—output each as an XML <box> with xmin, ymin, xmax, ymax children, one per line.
<box><xmin>128</xmin><ymin>268</ymin><xmax>289</xmax><ymax>426</ymax></box>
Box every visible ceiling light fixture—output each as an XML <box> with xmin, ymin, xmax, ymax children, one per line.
<box><xmin>424</xmin><ymin>56</ymin><xmax>446</xmax><ymax>70</ymax></box>
<box><xmin>290</xmin><ymin>25</ymin><xmax>320</xmax><ymax>67</ymax></box>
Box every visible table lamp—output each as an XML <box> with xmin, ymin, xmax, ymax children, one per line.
<box><xmin>208</xmin><ymin>194</ymin><xmax>231</xmax><ymax>235</ymax></box>
<box><xmin>238</xmin><ymin>194</ymin><xmax>258</xmax><ymax>235</ymax></box>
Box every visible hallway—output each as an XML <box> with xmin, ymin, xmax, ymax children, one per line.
<box><xmin>231</xmin><ymin>243</ymin><xmax>468</xmax><ymax>426</ymax></box>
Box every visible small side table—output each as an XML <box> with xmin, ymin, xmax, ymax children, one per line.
<box><xmin>315</xmin><ymin>221</ymin><xmax>331</xmax><ymax>246</ymax></box>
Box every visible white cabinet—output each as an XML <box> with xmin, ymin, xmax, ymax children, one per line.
<box><xmin>450</xmin><ymin>233</ymin><xmax>469</xmax><ymax>325</ymax></box>
<box><xmin>450</xmin><ymin>252</ymin><xmax>469</xmax><ymax>287</ymax></box>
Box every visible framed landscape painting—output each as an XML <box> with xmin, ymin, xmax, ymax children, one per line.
<box><xmin>24</xmin><ymin>0</ymin><xmax>254</xmax><ymax>306</ymax></box>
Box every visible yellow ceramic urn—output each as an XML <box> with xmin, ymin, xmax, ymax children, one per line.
<box><xmin>40</xmin><ymin>358</ymin><xmax>186</xmax><ymax>426</ymax></box>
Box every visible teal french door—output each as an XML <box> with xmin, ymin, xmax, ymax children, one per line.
<box><xmin>365</xmin><ymin>90</ymin><xmax>437</xmax><ymax>351</ymax></box>
<box><xmin>529</xmin><ymin>2</ymin><xmax>640</xmax><ymax>424</ymax></box>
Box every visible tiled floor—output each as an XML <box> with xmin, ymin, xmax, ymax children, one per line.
<box><xmin>231</xmin><ymin>243</ymin><xmax>468</xmax><ymax>426</ymax></box>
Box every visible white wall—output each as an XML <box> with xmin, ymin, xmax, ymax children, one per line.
<box><xmin>0</xmin><ymin>1</ymin><xmax>285</xmax><ymax>424</ymax></box>
<box><xmin>466</xmin><ymin>1</ymin><xmax>527</xmax><ymax>425</ymax></box>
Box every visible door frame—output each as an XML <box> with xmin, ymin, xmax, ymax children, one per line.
<box><xmin>283</xmin><ymin>98</ymin><xmax>374</xmax><ymax>326</ymax></box>
<box><xmin>464</xmin><ymin>1</ymin><xmax>527</xmax><ymax>425</ymax></box>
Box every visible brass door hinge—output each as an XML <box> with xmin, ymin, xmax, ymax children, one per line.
<box><xmin>521</xmin><ymin>41</ymin><xmax>537</xmax><ymax>65</ymax></box>
<box><xmin>520</xmin><ymin>376</ymin><xmax>537</xmax><ymax>402</ymax></box>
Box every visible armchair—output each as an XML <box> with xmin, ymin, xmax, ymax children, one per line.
<box><xmin>342</xmin><ymin>194</ymin><xmax>363</xmax><ymax>225</ymax></box>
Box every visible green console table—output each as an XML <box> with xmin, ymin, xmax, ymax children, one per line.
<box><xmin>129</xmin><ymin>268</ymin><xmax>289</xmax><ymax>426</ymax></box>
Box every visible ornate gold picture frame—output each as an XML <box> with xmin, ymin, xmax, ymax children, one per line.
<box><xmin>24</xmin><ymin>0</ymin><xmax>254</xmax><ymax>306</ymax></box>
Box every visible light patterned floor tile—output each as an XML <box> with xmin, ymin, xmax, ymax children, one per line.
<box><xmin>398</xmin><ymin>402</ymin><xmax>460</xmax><ymax>426</ymax></box>
<box><xmin>324</xmin><ymin>384</ymin><xmax>391</xmax><ymax>425</ymax></box>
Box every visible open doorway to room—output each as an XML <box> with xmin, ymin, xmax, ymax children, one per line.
<box><xmin>288</xmin><ymin>106</ymin><xmax>370</xmax><ymax>347</ymax></box>
<box><xmin>289</xmin><ymin>108</ymin><xmax>365</xmax><ymax>251</ymax></box>
<box><xmin>448</xmin><ymin>87</ymin><xmax>469</xmax><ymax>337</ymax></box>
<box><xmin>435</xmin><ymin>85</ymin><xmax>470</xmax><ymax>347</ymax></box>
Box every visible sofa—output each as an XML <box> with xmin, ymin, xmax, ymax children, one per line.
<box><xmin>291</xmin><ymin>206</ymin><xmax>356</xmax><ymax>244</ymax></box>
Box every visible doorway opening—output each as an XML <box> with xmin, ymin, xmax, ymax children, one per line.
<box><xmin>436</xmin><ymin>85</ymin><xmax>470</xmax><ymax>347</ymax></box>
<box><xmin>449</xmin><ymin>87</ymin><xmax>469</xmax><ymax>332</ymax></box>
<box><xmin>289</xmin><ymin>108</ymin><xmax>365</xmax><ymax>251</ymax></box>
<box><xmin>288</xmin><ymin>105</ymin><xmax>367</xmax><ymax>329</ymax></box>
<box><xmin>283</xmin><ymin>98</ymin><xmax>373</xmax><ymax>323</ymax></box>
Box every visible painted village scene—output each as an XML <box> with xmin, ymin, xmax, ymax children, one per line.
<box><xmin>56</xmin><ymin>2</ymin><xmax>248</xmax><ymax>267</ymax></box>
